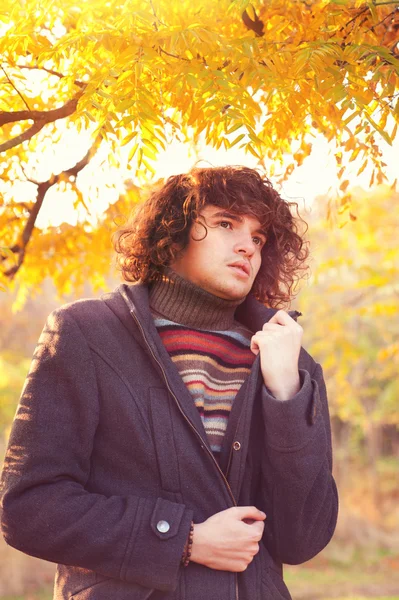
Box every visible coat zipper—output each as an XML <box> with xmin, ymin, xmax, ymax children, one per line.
<box><xmin>130</xmin><ymin>310</ymin><xmax>237</xmax><ymax>506</ymax></box>
<box><xmin>130</xmin><ymin>310</ymin><xmax>239</xmax><ymax>600</ymax></box>
<box><xmin>225</xmin><ymin>420</ymin><xmax>240</xmax><ymax>480</ymax></box>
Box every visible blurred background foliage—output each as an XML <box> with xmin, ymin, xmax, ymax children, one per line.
<box><xmin>0</xmin><ymin>181</ymin><xmax>398</xmax><ymax>599</ymax></box>
<box><xmin>1</xmin><ymin>0</ymin><xmax>399</xmax><ymax>597</ymax></box>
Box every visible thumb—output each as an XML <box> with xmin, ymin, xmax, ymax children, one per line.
<box><xmin>250</xmin><ymin>335</ymin><xmax>260</xmax><ymax>355</ymax></box>
<box><xmin>234</xmin><ymin>506</ymin><xmax>266</xmax><ymax>522</ymax></box>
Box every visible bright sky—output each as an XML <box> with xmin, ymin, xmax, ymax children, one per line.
<box><xmin>5</xmin><ymin>116</ymin><xmax>398</xmax><ymax>230</ymax></box>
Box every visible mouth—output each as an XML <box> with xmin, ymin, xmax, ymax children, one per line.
<box><xmin>228</xmin><ymin>262</ymin><xmax>251</xmax><ymax>278</ymax></box>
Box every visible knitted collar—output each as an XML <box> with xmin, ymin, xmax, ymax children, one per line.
<box><xmin>148</xmin><ymin>268</ymin><xmax>246</xmax><ymax>331</ymax></box>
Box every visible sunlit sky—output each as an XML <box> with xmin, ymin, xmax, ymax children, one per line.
<box><xmin>34</xmin><ymin>127</ymin><xmax>398</xmax><ymax>230</ymax></box>
<box><xmin>5</xmin><ymin>113</ymin><xmax>398</xmax><ymax>230</ymax></box>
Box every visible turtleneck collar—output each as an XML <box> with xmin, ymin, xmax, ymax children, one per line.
<box><xmin>149</xmin><ymin>268</ymin><xmax>246</xmax><ymax>331</ymax></box>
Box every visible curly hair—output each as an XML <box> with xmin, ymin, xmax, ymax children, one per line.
<box><xmin>113</xmin><ymin>166</ymin><xmax>309</xmax><ymax>307</ymax></box>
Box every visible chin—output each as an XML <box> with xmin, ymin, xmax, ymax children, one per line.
<box><xmin>216</xmin><ymin>286</ymin><xmax>250</xmax><ymax>301</ymax></box>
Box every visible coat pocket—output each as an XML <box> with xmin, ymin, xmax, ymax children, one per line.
<box><xmin>261</xmin><ymin>567</ymin><xmax>292</xmax><ymax>600</ymax></box>
<box><xmin>149</xmin><ymin>387</ymin><xmax>181</xmax><ymax>494</ymax></box>
<box><xmin>70</xmin><ymin>577</ymin><xmax>154</xmax><ymax>600</ymax></box>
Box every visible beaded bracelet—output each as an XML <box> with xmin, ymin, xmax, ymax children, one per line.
<box><xmin>181</xmin><ymin>521</ymin><xmax>194</xmax><ymax>567</ymax></box>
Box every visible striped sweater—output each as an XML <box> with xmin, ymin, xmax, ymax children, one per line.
<box><xmin>149</xmin><ymin>270</ymin><xmax>255</xmax><ymax>457</ymax></box>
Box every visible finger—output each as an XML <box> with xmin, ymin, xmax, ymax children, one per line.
<box><xmin>267</xmin><ymin>310</ymin><xmax>296</xmax><ymax>326</ymax></box>
<box><xmin>248</xmin><ymin>520</ymin><xmax>265</xmax><ymax>538</ymax></box>
<box><xmin>234</xmin><ymin>506</ymin><xmax>266</xmax><ymax>521</ymax></box>
<box><xmin>251</xmin><ymin>330</ymin><xmax>282</xmax><ymax>354</ymax></box>
<box><xmin>250</xmin><ymin>335</ymin><xmax>260</xmax><ymax>355</ymax></box>
<box><xmin>261</xmin><ymin>323</ymin><xmax>287</xmax><ymax>332</ymax></box>
<box><xmin>250</xmin><ymin>544</ymin><xmax>261</xmax><ymax>557</ymax></box>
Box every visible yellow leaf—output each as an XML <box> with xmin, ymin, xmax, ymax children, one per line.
<box><xmin>339</xmin><ymin>180</ymin><xmax>349</xmax><ymax>192</ymax></box>
<box><xmin>121</xmin><ymin>131</ymin><xmax>138</xmax><ymax>146</ymax></box>
<box><xmin>357</xmin><ymin>160</ymin><xmax>368</xmax><ymax>176</ymax></box>
<box><xmin>246</xmin><ymin>144</ymin><xmax>261</xmax><ymax>159</ymax></box>
<box><xmin>128</xmin><ymin>143</ymin><xmax>139</xmax><ymax>162</ymax></box>
<box><xmin>142</xmin><ymin>158</ymin><xmax>155</xmax><ymax>174</ymax></box>
<box><xmin>142</xmin><ymin>137</ymin><xmax>158</xmax><ymax>153</ymax></box>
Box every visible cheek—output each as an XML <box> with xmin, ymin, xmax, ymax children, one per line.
<box><xmin>186</xmin><ymin>239</ymin><xmax>213</xmax><ymax>267</ymax></box>
<box><xmin>253</xmin><ymin>254</ymin><xmax>262</xmax><ymax>277</ymax></box>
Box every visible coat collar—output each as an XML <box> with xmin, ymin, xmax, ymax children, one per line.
<box><xmin>117</xmin><ymin>282</ymin><xmax>280</xmax><ymax>334</ymax></box>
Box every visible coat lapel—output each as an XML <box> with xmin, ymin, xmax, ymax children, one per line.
<box><xmin>107</xmin><ymin>284</ymin><xmax>209</xmax><ymax>444</ymax></box>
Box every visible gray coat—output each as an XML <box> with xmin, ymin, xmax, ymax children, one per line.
<box><xmin>0</xmin><ymin>283</ymin><xmax>338</xmax><ymax>600</ymax></box>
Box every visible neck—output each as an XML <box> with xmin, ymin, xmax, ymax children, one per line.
<box><xmin>149</xmin><ymin>268</ymin><xmax>245</xmax><ymax>330</ymax></box>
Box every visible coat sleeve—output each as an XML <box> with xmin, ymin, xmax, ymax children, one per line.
<box><xmin>257</xmin><ymin>360</ymin><xmax>339</xmax><ymax>565</ymax></box>
<box><xmin>0</xmin><ymin>308</ymin><xmax>193</xmax><ymax>592</ymax></box>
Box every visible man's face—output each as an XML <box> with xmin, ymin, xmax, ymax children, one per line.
<box><xmin>169</xmin><ymin>204</ymin><xmax>267</xmax><ymax>301</ymax></box>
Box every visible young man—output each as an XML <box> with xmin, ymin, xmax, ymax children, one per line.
<box><xmin>0</xmin><ymin>166</ymin><xmax>338</xmax><ymax>600</ymax></box>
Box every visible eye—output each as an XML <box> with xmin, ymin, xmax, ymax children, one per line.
<box><xmin>253</xmin><ymin>236</ymin><xmax>266</xmax><ymax>247</ymax></box>
<box><xmin>219</xmin><ymin>220</ymin><xmax>232</xmax><ymax>229</ymax></box>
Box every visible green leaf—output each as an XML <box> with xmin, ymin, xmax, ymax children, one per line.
<box><xmin>186</xmin><ymin>73</ymin><xmax>199</xmax><ymax>88</ymax></box>
<box><xmin>230</xmin><ymin>133</ymin><xmax>246</xmax><ymax>147</ymax></box>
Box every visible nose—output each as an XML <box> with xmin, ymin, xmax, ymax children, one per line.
<box><xmin>234</xmin><ymin>232</ymin><xmax>256</xmax><ymax>257</ymax></box>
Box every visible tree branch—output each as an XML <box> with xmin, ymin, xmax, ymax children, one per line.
<box><xmin>3</xmin><ymin>180</ymin><xmax>51</xmax><ymax>276</ymax></box>
<box><xmin>0</xmin><ymin>121</ymin><xmax>47</xmax><ymax>153</ymax></box>
<box><xmin>0</xmin><ymin>90</ymin><xmax>84</xmax><ymax>126</ymax></box>
<box><xmin>3</xmin><ymin>135</ymin><xmax>101</xmax><ymax>278</ymax></box>
<box><xmin>0</xmin><ymin>89</ymin><xmax>85</xmax><ymax>153</ymax></box>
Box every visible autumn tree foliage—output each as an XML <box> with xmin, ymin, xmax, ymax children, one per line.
<box><xmin>300</xmin><ymin>185</ymin><xmax>399</xmax><ymax>436</ymax></box>
<box><xmin>298</xmin><ymin>184</ymin><xmax>399</xmax><ymax>513</ymax></box>
<box><xmin>0</xmin><ymin>0</ymin><xmax>399</xmax><ymax>296</ymax></box>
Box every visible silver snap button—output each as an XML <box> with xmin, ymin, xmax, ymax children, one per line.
<box><xmin>233</xmin><ymin>441</ymin><xmax>241</xmax><ymax>451</ymax></box>
<box><xmin>156</xmin><ymin>520</ymin><xmax>170</xmax><ymax>533</ymax></box>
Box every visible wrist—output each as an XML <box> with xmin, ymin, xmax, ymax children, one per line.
<box><xmin>266</xmin><ymin>372</ymin><xmax>300</xmax><ymax>401</ymax></box>
<box><xmin>189</xmin><ymin>522</ymin><xmax>207</xmax><ymax>566</ymax></box>
<box><xmin>181</xmin><ymin>521</ymin><xmax>194</xmax><ymax>567</ymax></box>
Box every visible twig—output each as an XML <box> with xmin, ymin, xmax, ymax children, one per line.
<box><xmin>16</xmin><ymin>64</ymin><xmax>85</xmax><ymax>88</ymax></box>
<box><xmin>149</xmin><ymin>0</ymin><xmax>159</xmax><ymax>31</ymax></box>
<box><xmin>365</xmin><ymin>9</ymin><xmax>397</xmax><ymax>32</ymax></box>
<box><xmin>1</xmin><ymin>64</ymin><xmax>31</xmax><ymax>111</ymax></box>
<box><xmin>159</xmin><ymin>47</ymin><xmax>190</xmax><ymax>61</ymax></box>
<box><xmin>340</xmin><ymin>5</ymin><xmax>369</xmax><ymax>32</ymax></box>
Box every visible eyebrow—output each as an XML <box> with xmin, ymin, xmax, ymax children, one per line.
<box><xmin>208</xmin><ymin>210</ymin><xmax>268</xmax><ymax>239</ymax></box>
